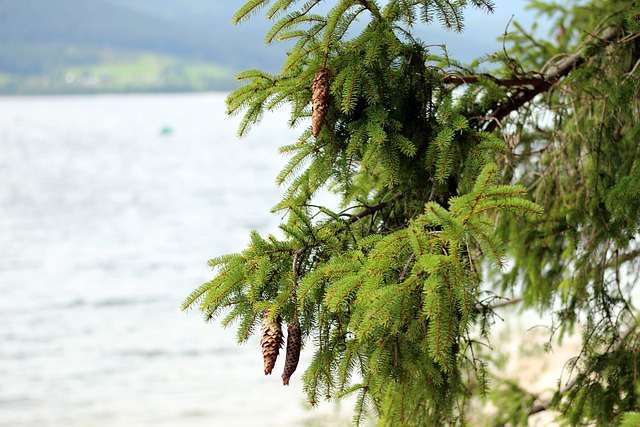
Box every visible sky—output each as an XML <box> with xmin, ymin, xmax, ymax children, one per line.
<box><xmin>414</xmin><ymin>0</ymin><xmax>537</xmax><ymax>61</ymax></box>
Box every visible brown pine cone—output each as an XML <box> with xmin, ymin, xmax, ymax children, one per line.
<box><xmin>260</xmin><ymin>311</ymin><xmax>283</xmax><ymax>375</ymax></box>
<box><xmin>312</xmin><ymin>67</ymin><xmax>330</xmax><ymax>137</ymax></box>
<box><xmin>281</xmin><ymin>318</ymin><xmax>302</xmax><ymax>385</ymax></box>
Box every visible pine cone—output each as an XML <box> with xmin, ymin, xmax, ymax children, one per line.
<box><xmin>312</xmin><ymin>67</ymin><xmax>330</xmax><ymax>137</ymax></box>
<box><xmin>260</xmin><ymin>311</ymin><xmax>283</xmax><ymax>375</ymax></box>
<box><xmin>281</xmin><ymin>318</ymin><xmax>302</xmax><ymax>385</ymax></box>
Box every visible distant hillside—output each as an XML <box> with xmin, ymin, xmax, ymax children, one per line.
<box><xmin>0</xmin><ymin>0</ymin><xmax>285</xmax><ymax>93</ymax></box>
<box><xmin>0</xmin><ymin>0</ymin><xmax>284</xmax><ymax>70</ymax></box>
<box><xmin>106</xmin><ymin>0</ymin><xmax>284</xmax><ymax>69</ymax></box>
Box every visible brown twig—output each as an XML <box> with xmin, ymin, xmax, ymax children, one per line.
<box><xmin>347</xmin><ymin>193</ymin><xmax>401</xmax><ymax>224</ymax></box>
<box><xmin>489</xmin><ymin>297</ymin><xmax>523</xmax><ymax>310</ymax></box>
<box><xmin>290</xmin><ymin>249</ymin><xmax>303</xmax><ymax>310</ymax></box>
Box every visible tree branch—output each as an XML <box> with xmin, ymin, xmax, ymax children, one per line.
<box><xmin>347</xmin><ymin>194</ymin><xmax>401</xmax><ymax>224</ymax></box>
<box><xmin>610</xmin><ymin>248</ymin><xmax>640</xmax><ymax>267</ymax></box>
<box><xmin>474</xmin><ymin>297</ymin><xmax>523</xmax><ymax>315</ymax></box>
<box><xmin>357</xmin><ymin>0</ymin><xmax>382</xmax><ymax>20</ymax></box>
<box><xmin>489</xmin><ymin>297</ymin><xmax>523</xmax><ymax>310</ymax></box>
<box><xmin>348</xmin><ymin>200</ymin><xmax>389</xmax><ymax>223</ymax></box>
<box><xmin>527</xmin><ymin>322</ymin><xmax>638</xmax><ymax>416</ymax></box>
<box><xmin>481</xmin><ymin>26</ymin><xmax>621</xmax><ymax>132</ymax></box>
<box><xmin>442</xmin><ymin>74</ymin><xmax>548</xmax><ymax>88</ymax></box>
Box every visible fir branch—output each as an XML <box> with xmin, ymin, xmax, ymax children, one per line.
<box><xmin>189</xmin><ymin>1</ymin><xmax>640</xmax><ymax>424</ymax></box>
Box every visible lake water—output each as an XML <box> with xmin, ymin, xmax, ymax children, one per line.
<box><xmin>0</xmin><ymin>93</ymin><xmax>350</xmax><ymax>427</ymax></box>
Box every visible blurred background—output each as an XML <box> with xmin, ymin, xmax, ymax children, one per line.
<box><xmin>0</xmin><ymin>1</ymin><xmax>536</xmax><ymax>426</ymax></box>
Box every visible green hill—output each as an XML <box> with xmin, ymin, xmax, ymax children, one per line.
<box><xmin>0</xmin><ymin>0</ymin><xmax>285</xmax><ymax>94</ymax></box>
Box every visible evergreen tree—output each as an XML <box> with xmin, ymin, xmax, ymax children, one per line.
<box><xmin>183</xmin><ymin>0</ymin><xmax>640</xmax><ymax>425</ymax></box>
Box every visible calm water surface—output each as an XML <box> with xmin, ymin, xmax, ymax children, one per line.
<box><xmin>0</xmin><ymin>93</ymin><xmax>348</xmax><ymax>427</ymax></box>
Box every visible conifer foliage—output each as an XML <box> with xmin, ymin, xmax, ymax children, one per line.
<box><xmin>183</xmin><ymin>0</ymin><xmax>640</xmax><ymax>425</ymax></box>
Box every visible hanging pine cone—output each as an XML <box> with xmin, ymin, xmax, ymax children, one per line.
<box><xmin>281</xmin><ymin>318</ymin><xmax>302</xmax><ymax>385</ymax></box>
<box><xmin>260</xmin><ymin>311</ymin><xmax>283</xmax><ymax>375</ymax></box>
<box><xmin>312</xmin><ymin>67</ymin><xmax>330</xmax><ymax>137</ymax></box>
